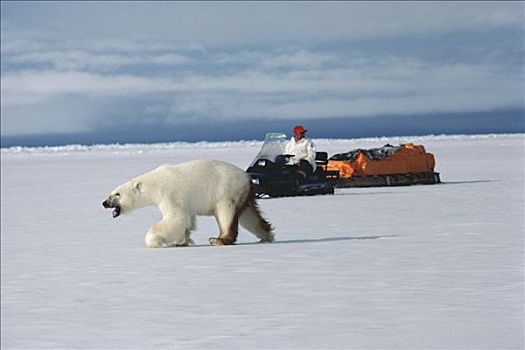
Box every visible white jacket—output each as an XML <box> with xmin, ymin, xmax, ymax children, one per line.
<box><xmin>285</xmin><ymin>137</ymin><xmax>317</xmax><ymax>171</ymax></box>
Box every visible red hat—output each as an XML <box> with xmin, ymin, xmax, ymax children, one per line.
<box><xmin>293</xmin><ymin>125</ymin><xmax>307</xmax><ymax>135</ymax></box>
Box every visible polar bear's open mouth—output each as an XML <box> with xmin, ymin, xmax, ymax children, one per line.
<box><xmin>112</xmin><ymin>205</ymin><xmax>121</xmax><ymax>218</ymax></box>
<box><xmin>102</xmin><ymin>199</ymin><xmax>121</xmax><ymax>218</ymax></box>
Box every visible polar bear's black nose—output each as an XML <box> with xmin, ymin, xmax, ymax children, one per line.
<box><xmin>102</xmin><ymin>199</ymin><xmax>111</xmax><ymax>208</ymax></box>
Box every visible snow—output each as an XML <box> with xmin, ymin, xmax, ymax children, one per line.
<box><xmin>1</xmin><ymin>134</ymin><xmax>524</xmax><ymax>349</ymax></box>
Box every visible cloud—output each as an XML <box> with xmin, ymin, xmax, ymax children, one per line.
<box><xmin>2</xmin><ymin>2</ymin><xmax>523</xmax><ymax>46</ymax></box>
<box><xmin>1</xmin><ymin>71</ymin><xmax>167</xmax><ymax>105</ymax></box>
<box><xmin>2</xmin><ymin>53</ymin><xmax>521</xmax><ymax>135</ymax></box>
<box><xmin>2</xmin><ymin>49</ymin><xmax>191</xmax><ymax>72</ymax></box>
<box><xmin>1</xmin><ymin>2</ymin><xmax>523</xmax><ymax>138</ymax></box>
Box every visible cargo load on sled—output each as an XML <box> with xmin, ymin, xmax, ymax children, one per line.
<box><xmin>325</xmin><ymin>143</ymin><xmax>441</xmax><ymax>187</ymax></box>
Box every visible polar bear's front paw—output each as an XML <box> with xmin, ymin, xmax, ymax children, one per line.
<box><xmin>175</xmin><ymin>239</ymin><xmax>194</xmax><ymax>247</ymax></box>
<box><xmin>175</xmin><ymin>235</ymin><xmax>194</xmax><ymax>247</ymax></box>
<box><xmin>145</xmin><ymin>232</ymin><xmax>166</xmax><ymax>248</ymax></box>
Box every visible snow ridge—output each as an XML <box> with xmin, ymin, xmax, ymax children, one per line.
<box><xmin>1</xmin><ymin>133</ymin><xmax>523</xmax><ymax>155</ymax></box>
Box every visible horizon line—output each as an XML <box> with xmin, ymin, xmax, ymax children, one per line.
<box><xmin>2</xmin><ymin>132</ymin><xmax>523</xmax><ymax>153</ymax></box>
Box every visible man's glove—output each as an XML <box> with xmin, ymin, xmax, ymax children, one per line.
<box><xmin>284</xmin><ymin>155</ymin><xmax>296</xmax><ymax>165</ymax></box>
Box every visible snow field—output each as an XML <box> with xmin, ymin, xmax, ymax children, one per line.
<box><xmin>1</xmin><ymin>134</ymin><xmax>523</xmax><ymax>349</ymax></box>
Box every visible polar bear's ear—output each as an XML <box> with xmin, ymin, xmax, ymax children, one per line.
<box><xmin>133</xmin><ymin>181</ymin><xmax>143</xmax><ymax>193</ymax></box>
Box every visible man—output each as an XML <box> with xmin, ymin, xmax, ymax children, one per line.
<box><xmin>285</xmin><ymin>125</ymin><xmax>317</xmax><ymax>181</ymax></box>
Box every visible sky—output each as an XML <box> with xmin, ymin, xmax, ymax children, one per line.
<box><xmin>1</xmin><ymin>1</ymin><xmax>524</xmax><ymax>146</ymax></box>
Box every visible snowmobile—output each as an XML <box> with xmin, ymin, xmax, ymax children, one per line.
<box><xmin>246</xmin><ymin>133</ymin><xmax>339</xmax><ymax>198</ymax></box>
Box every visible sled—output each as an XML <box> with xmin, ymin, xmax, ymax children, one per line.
<box><xmin>325</xmin><ymin>143</ymin><xmax>441</xmax><ymax>188</ymax></box>
<box><xmin>246</xmin><ymin>133</ymin><xmax>338</xmax><ymax>198</ymax></box>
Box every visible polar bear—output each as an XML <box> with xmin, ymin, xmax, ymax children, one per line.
<box><xmin>102</xmin><ymin>159</ymin><xmax>274</xmax><ymax>248</ymax></box>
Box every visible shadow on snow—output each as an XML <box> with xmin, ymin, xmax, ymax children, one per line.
<box><xmin>150</xmin><ymin>235</ymin><xmax>397</xmax><ymax>249</ymax></box>
<box><xmin>237</xmin><ymin>235</ymin><xmax>397</xmax><ymax>246</ymax></box>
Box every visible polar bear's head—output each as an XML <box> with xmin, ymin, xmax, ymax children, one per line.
<box><xmin>102</xmin><ymin>180</ymin><xmax>145</xmax><ymax>218</ymax></box>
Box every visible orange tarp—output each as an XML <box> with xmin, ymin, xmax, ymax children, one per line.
<box><xmin>325</xmin><ymin>144</ymin><xmax>436</xmax><ymax>178</ymax></box>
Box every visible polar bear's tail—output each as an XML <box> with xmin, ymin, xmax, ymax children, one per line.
<box><xmin>239</xmin><ymin>194</ymin><xmax>274</xmax><ymax>243</ymax></box>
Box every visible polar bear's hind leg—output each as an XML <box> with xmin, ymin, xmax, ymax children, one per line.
<box><xmin>210</xmin><ymin>200</ymin><xmax>240</xmax><ymax>245</ymax></box>
<box><xmin>239</xmin><ymin>198</ymin><xmax>274</xmax><ymax>243</ymax></box>
<box><xmin>209</xmin><ymin>193</ymin><xmax>274</xmax><ymax>246</ymax></box>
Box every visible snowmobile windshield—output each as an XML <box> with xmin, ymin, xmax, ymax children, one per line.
<box><xmin>249</xmin><ymin>133</ymin><xmax>288</xmax><ymax>167</ymax></box>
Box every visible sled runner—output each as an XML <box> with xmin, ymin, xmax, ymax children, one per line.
<box><xmin>246</xmin><ymin>133</ymin><xmax>338</xmax><ymax>198</ymax></box>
